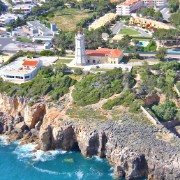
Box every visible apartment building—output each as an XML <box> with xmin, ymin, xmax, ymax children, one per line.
<box><xmin>116</xmin><ymin>0</ymin><xmax>144</xmax><ymax>16</ymax></box>
<box><xmin>143</xmin><ymin>0</ymin><xmax>166</xmax><ymax>7</ymax></box>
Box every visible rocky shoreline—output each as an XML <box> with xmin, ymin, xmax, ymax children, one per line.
<box><xmin>0</xmin><ymin>94</ymin><xmax>180</xmax><ymax>180</ymax></box>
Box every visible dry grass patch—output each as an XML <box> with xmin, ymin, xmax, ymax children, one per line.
<box><xmin>49</xmin><ymin>8</ymin><xmax>93</xmax><ymax>31</ymax></box>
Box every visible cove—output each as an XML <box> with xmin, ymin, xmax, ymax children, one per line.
<box><xmin>0</xmin><ymin>138</ymin><xmax>114</xmax><ymax>180</ymax></box>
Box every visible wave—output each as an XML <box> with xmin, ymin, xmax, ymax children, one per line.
<box><xmin>93</xmin><ymin>155</ymin><xmax>103</xmax><ymax>162</ymax></box>
<box><xmin>0</xmin><ymin>135</ymin><xmax>10</xmax><ymax>146</ymax></box>
<box><xmin>32</xmin><ymin>166</ymin><xmax>61</xmax><ymax>175</ymax></box>
<box><xmin>76</xmin><ymin>170</ymin><xmax>84</xmax><ymax>180</ymax></box>
<box><xmin>13</xmin><ymin>143</ymin><xmax>67</xmax><ymax>162</ymax></box>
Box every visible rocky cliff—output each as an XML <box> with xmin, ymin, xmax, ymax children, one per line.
<box><xmin>0</xmin><ymin>94</ymin><xmax>180</xmax><ymax>180</ymax></box>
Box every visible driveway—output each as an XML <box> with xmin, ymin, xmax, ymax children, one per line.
<box><xmin>112</xmin><ymin>21</ymin><xmax>125</xmax><ymax>34</ymax></box>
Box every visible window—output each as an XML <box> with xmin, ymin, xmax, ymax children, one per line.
<box><xmin>15</xmin><ymin>76</ymin><xmax>23</xmax><ymax>79</ymax></box>
<box><xmin>25</xmin><ymin>76</ymin><xmax>30</xmax><ymax>79</ymax></box>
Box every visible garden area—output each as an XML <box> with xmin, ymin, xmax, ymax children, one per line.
<box><xmin>119</xmin><ymin>28</ymin><xmax>140</xmax><ymax>36</ymax></box>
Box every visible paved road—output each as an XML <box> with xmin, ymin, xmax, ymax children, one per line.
<box><xmin>112</xmin><ymin>21</ymin><xmax>124</xmax><ymax>34</ymax></box>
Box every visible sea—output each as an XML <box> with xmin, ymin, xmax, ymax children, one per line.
<box><xmin>0</xmin><ymin>135</ymin><xmax>146</xmax><ymax>180</ymax></box>
<box><xmin>0</xmin><ymin>135</ymin><xmax>115</xmax><ymax>180</ymax></box>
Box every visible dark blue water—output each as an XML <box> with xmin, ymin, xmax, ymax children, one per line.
<box><xmin>0</xmin><ymin>136</ymin><xmax>114</xmax><ymax>180</ymax></box>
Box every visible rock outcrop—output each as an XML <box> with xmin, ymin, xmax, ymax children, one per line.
<box><xmin>0</xmin><ymin>94</ymin><xmax>180</xmax><ymax>180</ymax></box>
<box><xmin>39</xmin><ymin>111</ymin><xmax>180</xmax><ymax>180</ymax></box>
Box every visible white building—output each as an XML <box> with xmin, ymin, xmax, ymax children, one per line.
<box><xmin>12</xmin><ymin>0</ymin><xmax>33</xmax><ymax>4</ymax></box>
<box><xmin>74</xmin><ymin>31</ymin><xmax>124</xmax><ymax>65</ymax></box>
<box><xmin>142</xmin><ymin>0</ymin><xmax>166</xmax><ymax>7</ymax></box>
<box><xmin>1</xmin><ymin>59</ymin><xmax>41</xmax><ymax>83</ymax></box>
<box><xmin>116</xmin><ymin>0</ymin><xmax>144</xmax><ymax>16</ymax></box>
<box><xmin>12</xmin><ymin>4</ymin><xmax>34</xmax><ymax>14</ymax></box>
<box><xmin>27</xmin><ymin>21</ymin><xmax>53</xmax><ymax>36</ymax></box>
<box><xmin>0</xmin><ymin>14</ymin><xmax>24</xmax><ymax>25</ymax></box>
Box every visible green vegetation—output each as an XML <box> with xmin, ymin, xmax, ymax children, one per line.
<box><xmin>167</xmin><ymin>0</ymin><xmax>179</xmax><ymax>13</ymax></box>
<box><xmin>169</xmin><ymin>13</ymin><xmax>180</xmax><ymax>28</ymax></box>
<box><xmin>153</xmin><ymin>29</ymin><xmax>180</xmax><ymax>41</ymax></box>
<box><xmin>40</xmin><ymin>50</ymin><xmax>55</xmax><ymax>56</ymax></box>
<box><xmin>74</xmin><ymin>68</ymin><xmax>83</xmax><ymax>75</ymax></box>
<box><xmin>139</xmin><ymin>61</ymin><xmax>180</xmax><ymax>99</ymax></box>
<box><xmin>72</xmin><ymin>68</ymin><xmax>135</xmax><ymax>106</ymax></box>
<box><xmin>102</xmin><ymin>90</ymin><xmax>144</xmax><ymax>112</ymax></box>
<box><xmin>144</xmin><ymin>40</ymin><xmax>156</xmax><ymax>52</ymax></box>
<box><xmin>102</xmin><ymin>90</ymin><xmax>134</xmax><ymax>110</ymax></box>
<box><xmin>137</xmin><ymin>7</ymin><xmax>163</xmax><ymax>21</ymax></box>
<box><xmin>0</xmin><ymin>64</ymin><xmax>76</xmax><ymax>102</ymax></box>
<box><xmin>152</xmin><ymin>101</ymin><xmax>177</xmax><ymax>121</ymax></box>
<box><xmin>16</xmin><ymin>37</ymin><xmax>32</xmax><ymax>43</ymax></box>
<box><xmin>119</xmin><ymin>28</ymin><xmax>140</xmax><ymax>36</ymax></box>
<box><xmin>156</xmin><ymin>47</ymin><xmax>167</xmax><ymax>61</ymax></box>
<box><xmin>33</xmin><ymin>0</ymin><xmax>116</xmax><ymax>32</ymax></box>
<box><xmin>66</xmin><ymin>106</ymin><xmax>107</xmax><ymax>121</ymax></box>
<box><xmin>54</xmin><ymin>26</ymin><xmax>110</xmax><ymax>50</ymax></box>
<box><xmin>57</xmin><ymin>59</ymin><xmax>72</xmax><ymax>64</ymax></box>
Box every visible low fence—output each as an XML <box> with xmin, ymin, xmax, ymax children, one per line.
<box><xmin>141</xmin><ymin>106</ymin><xmax>160</xmax><ymax>125</ymax></box>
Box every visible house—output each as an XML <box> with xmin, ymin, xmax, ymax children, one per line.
<box><xmin>86</xmin><ymin>48</ymin><xmax>123</xmax><ymax>64</ymax></box>
<box><xmin>12</xmin><ymin>0</ymin><xmax>33</xmax><ymax>4</ymax></box>
<box><xmin>142</xmin><ymin>0</ymin><xmax>166</xmax><ymax>7</ymax></box>
<box><xmin>0</xmin><ymin>14</ymin><xmax>24</xmax><ymax>25</ymax></box>
<box><xmin>129</xmin><ymin>16</ymin><xmax>174</xmax><ymax>29</ymax></box>
<box><xmin>26</xmin><ymin>21</ymin><xmax>53</xmax><ymax>36</ymax></box>
<box><xmin>74</xmin><ymin>31</ymin><xmax>124</xmax><ymax>65</ymax></box>
<box><xmin>12</xmin><ymin>4</ymin><xmax>35</xmax><ymax>14</ymax></box>
<box><xmin>89</xmin><ymin>13</ymin><xmax>118</xmax><ymax>30</ymax></box>
<box><xmin>1</xmin><ymin>59</ymin><xmax>41</xmax><ymax>83</ymax></box>
<box><xmin>116</xmin><ymin>0</ymin><xmax>144</xmax><ymax>16</ymax></box>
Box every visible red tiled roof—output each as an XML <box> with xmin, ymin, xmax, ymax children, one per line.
<box><xmin>22</xmin><ymin>60</ymin><xmax>38</xmax><ymax>66</ymax></box>
<box><xmin>86</xmin><ymin>48</ymin><xmax>123</xmax><ymax>58</ymax></box>
<box><xmin>118</xmin><ymin>0</ymin><xmax>142</xmax><ymax>7</ymax></box>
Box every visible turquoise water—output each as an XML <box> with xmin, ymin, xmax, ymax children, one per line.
<box><xmin>0</xmin><ymin>136</ymin><xmax>114</xmax><ymax>180</ymax></box>
<box><xmin>137</xmin><ymin>41</ymin><xmax>149</xmax><ymax>47</ymax></box>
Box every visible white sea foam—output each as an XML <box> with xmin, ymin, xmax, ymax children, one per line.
<box><xmin>93</xmin><ymin>155</ymin><xmax>103</xmax><ymax>162</ymax></box>
<box><xmin>0</xmin><ymin>135</ymin><xmax>10</xmax><ymax>145</ymax></box>
<box><xmin>32</xmin><ymin>166</ymin><xmax>60</xmax><ymax>175</ymax></box>
<box><xmin>13</xmin><ymin>143</ymin><xmax>67</xmax><ymax>162</ymax></box>
<box><xmin>76</xmin><ymin>170</ymin><xmax>84</xmax><ymax>180</ymax></box>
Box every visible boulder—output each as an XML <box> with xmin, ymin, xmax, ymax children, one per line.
<box><xmin>14</xmin><ymin>122</ymin><xmax>28</xmax><ymax>132</ymax></box>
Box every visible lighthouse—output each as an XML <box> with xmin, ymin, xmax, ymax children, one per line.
<box><xmin>74</xmin><ymin>30</ymin><xmax>86</xmax><ymax>65</ymax></box>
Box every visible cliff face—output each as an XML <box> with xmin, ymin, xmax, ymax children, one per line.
<box><xmin>0</xmin><ymin>94</ymin><xmax>180</xmax><ymax>180</ymax></box>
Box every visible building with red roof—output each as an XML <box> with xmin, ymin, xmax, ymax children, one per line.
<box><xmin>116</xmin><ymin>0</ymin><xmax>143</xmax><ymax>16</ymax></box>
<box><xmin>1</xmin><ymin>59</ymin><xmax>41</xmax><ymax>83</ymax></box>
<box><xmin>74</xmin><ymin>31</ymin><xmax>124</xmax><ymax>65</ymax></box>
<box><xmin>86</xmin><ymin>48</ymin><xmax>124</xmax><ymax>64</ymax></box>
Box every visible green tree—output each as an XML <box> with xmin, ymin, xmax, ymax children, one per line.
<box><xmin>154</xmin><ymin>10</ymin><xmax>163</xmax><ymax>21</ymax></box>
<box><xmin>152</xmin><ymin>101</ymin><xmax>177</xmax><ymax>121</ymax></box>
<box><xmin>156</xmin><ymin>47</ymin><xmax>167</xmax><ymax>61</ymax></box>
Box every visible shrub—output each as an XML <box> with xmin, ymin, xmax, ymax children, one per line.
<box><xmin>152</xmin><ymin>101</ymin><xmax>177</xmax><ymax>121</ymax></box>
<box><xmin>72</xmin><ymin>68</ymin><xmax>134</xmax><ymax>106</ymax></box>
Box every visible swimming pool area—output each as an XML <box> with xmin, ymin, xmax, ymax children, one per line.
<box><xmin>137</xmin><ymin>41</ymin><xmax>149</xmax><ymax>47</ymax></box>
<box><xmin>167</xmin><ymin>49</ymin><xmax>180</xmax><ymax>54</ymax></box>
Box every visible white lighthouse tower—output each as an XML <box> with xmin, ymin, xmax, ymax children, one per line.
<box><xmin>74</xmin><ymin>30</ymin><xmax>86</xmax><ymax>65</ymax></box>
